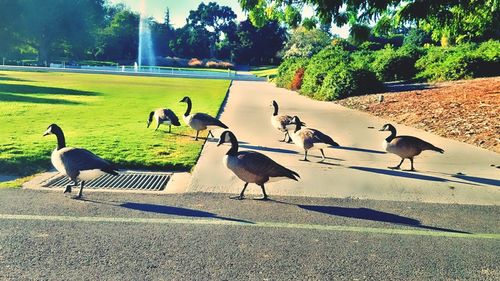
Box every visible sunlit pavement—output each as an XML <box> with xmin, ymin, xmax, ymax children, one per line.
<box><xmin>190</xmin><ymin>80</ymin><xmax>500</xmax><ymax>205</ymax></box>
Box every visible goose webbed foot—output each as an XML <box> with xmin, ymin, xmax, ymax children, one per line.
<box><xmin>300</xmin><ymin>158</ymin><xmax>310</xmax><ymax>162</ymax></box>
<box><xmin>388</xmin><ymin>166</ymin><xmax>401</xmax><ymax>170</ymax></box>
<box><xmin>72</xmin><ymin>194</ymin><xmax>83</xmax><ymax>200</ymax></box>
<box><xmin>286</xmin><ymin>138</ymin><xmax>292</xmax><ymax>144</ymax></box>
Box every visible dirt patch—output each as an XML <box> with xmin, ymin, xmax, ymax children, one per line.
<box><xmin>336</xmin><ymin>77</ymin><xmax>500</xmax><ymax>153</ymax></box>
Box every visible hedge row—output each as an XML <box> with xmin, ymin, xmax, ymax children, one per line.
<box><xmin>275</xmin><ymin>40</ymin><xmax>500</xmax><ymax>100</ymax></box>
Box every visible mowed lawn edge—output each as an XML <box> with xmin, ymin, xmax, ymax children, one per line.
<box><xmin>0</xmin><ymin>70</ymin><xmax>231</xmax><ymax>179</ymax></box>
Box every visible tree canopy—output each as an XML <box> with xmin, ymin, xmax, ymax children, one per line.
<box><xmin>239</xmin><ymin>0</ymin><xmax>500</xmax><ymax>43</ymax></box>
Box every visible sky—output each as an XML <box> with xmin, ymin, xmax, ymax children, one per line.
<box><xmin>108</xmin><ymin>0</ymin><xmax>350</xmax><ymax>38</ymax></box>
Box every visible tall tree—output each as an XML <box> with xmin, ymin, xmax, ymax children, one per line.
<box><xmin>187</xmin><ymin>2</ymin><xmax>237</xmax><ymax>58</ymax></box>
<box><xmin>233</xmin><ymin>20</ymin><xmax>287</xmax><ymax>64</ymax></box>
<box><xmin>16</xmin><ymin>0</ymin><xmax>105</xmax><ymax>64</ymax></box>
<box><xmin>239</xmin><ymin>0</ymin><xmax>500</xmax><ymax>43</ymax></box>
<box><xmin>95</xmin><ymin>9</ymin><xmax>139</xmax><ymax>61</ymax></box>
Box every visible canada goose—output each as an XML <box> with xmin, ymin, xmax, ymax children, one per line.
<box><xmin>179</xmin><ymin>96</ymin><xmax>228</xmax><ymax>140</ymax></box>
<box><xmin>288</xmin><ymin>116</ymin><xmax>340</xmax><ymax>162</ymax></box>
<box><xmin>218</xmin><ymin>130</ymin><xmax>300</xmax><ymax>200</ymax></box>
<box><xmin>379</xmin><ymin>123</ymin><xmax>444</xmax><ymax>171</ymax></box>
<box><xmin>270</xmin><ymin>100</ymin><xmax>304</xmax><ymax>143</ymax></box>
<box><xmin>147</xmin><ymin>108</ymin><xmax>181</xmax><ymax>133</ymax></box>
<box><xmin>43</xmin><ymin>124</ymin><xmax>118</xmax><ymax>199</ymax></box>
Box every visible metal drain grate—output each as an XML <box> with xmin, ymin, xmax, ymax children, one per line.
<box><xmin>43</xmin><ymin>171</ymin><xmax>171</xmax><ymax>191</ymax></box>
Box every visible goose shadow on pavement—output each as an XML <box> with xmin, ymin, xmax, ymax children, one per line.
<box><xmin>269</xmin><ymin>199</ymin><xmax>469</xmax><ymax>234</ymax></box>
<box><xmin>239</xmin><ymin>144</ymin><xmax>299</xmax><ymax>155</ymax></box>
<box><xmin>333</xmin><ymin>146</ymin><xmax>387</xmax><ymax>154</ymax></box>
<box><xmin>349</xmin><ymin>166</ymin><xmax>480</xmax><ymax>186</ymax></box>
<box><xmin>120</xmin><ymin>202</ymin><xmax>254</xmax><ymax>224</ymax></box>
<box><xmin>452</xmin><ymin>174</ymin><xmax>500</xmax><ymax>187</ymax></box>
<box><xmin>298</xmin><ymin>205</ymin><xmax>470</xmax><ymax>234</ymax></box>
<box><xmin>78</xmin><ymin>199</ymin><xmax>253</xmax><ymax>224</ymax></box>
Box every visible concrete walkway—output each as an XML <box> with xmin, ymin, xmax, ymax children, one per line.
<box><xmin>189</xmin><ymin>81</ymin><xmax>500</xmax><ymax>205</ymax></box>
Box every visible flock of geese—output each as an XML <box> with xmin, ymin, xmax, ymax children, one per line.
<box><xmin>44</xmin><ymin>98</ymin><xmax>444</xmax><ymax>200</ymax></box>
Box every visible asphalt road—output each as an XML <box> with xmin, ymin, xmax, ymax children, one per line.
<box><xmin>1</xmin><ymin>189</ymin><xmax>499</xmax><ymax>280</ymax></box>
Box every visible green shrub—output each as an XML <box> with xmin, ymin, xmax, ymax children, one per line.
<box><xmin>315</xmin><ymin>66</ymin><xmax>382</xmax><ymax>101</ymax></box>
<box><xmin>275</xmin><ymin>57</ymin><xmax>309</xmax><ymax>88</ymax></box>
<box><xmin>301</xmin><ymin>46</ymin><xmax>350</xmax><ymax>96</ymax></box>
<box><xmin>403</xmin><ymin>29</ymin><xmax>432</xmax><ymax>47</ymax></box>
<box><xmin>414</xmin><ymin>43</ymin><xmax>498</xmax><ymax>81</ymax></box>
<box><xmin>473</xmin><ymin>40</ymin><xmax>500</xmax><ymax>77</ymax></box>
<box><xmin>371</xmin><ymin>45</ymin><xmax>418</xmax><ymax>82</ymax></box>
<box><xmin>351</xmin><ymin>49</ymin><xmax>376</xmax><ymax>69</ymax></box>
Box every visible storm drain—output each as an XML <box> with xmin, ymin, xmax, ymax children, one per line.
<box><xmin>42</xmin><ymin>171</ymin><xmax>171</xmax><ymax>191</ymax></box>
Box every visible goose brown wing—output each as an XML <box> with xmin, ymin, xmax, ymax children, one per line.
<box><xmin>309</xmin><ymin>128</ymin><xmax>339</xmax><ymax>146</ymax></box>
<box><xmin>237</xmin><ymin>151</ymin><xmax>299</xmax><ymax>180</ymax></box>
<box><xmin>192</xmin><ymin>113</ymin><xmax>228</xmax><ymax>128</ymax></box>
<box><xmin>162</xmin><ymin>109</ymin><xmax>181</xmax><ymax>126</ymax></box>
<box><xmin>60</xmin><ymin>148</ymin><xmax>118</xmax><ymax>176</ymax></box>
<box><xmin>394</xmin><ymin>136</ymin><xmax>443</xmax><ymax>153</ymax></box>
<box><xmin>277</xmin><ymin>115</ymin><xmax>293</xmax><ymax>129</ymax></box>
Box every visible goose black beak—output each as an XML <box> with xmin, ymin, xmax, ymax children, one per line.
<box><xmin>43</xmin><ymin>132</ymin><xmax>49</xmax><ymax>136</ymax></box>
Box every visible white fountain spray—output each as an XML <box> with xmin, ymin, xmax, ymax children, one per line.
<box><xmin>138</xmin><ymin>0</ymin><xmax>156</xmax><ymax>69</ymax></box>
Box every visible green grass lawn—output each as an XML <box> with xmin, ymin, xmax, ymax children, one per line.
<box><xmin>250</xmin><ymin>66</ymin><xmax>278</xmax><ymax>78</ymax></box>
<box><xmin>0</xmin><ymin>70</ymin><xmax>230</xmax><ymax>178</ymax></box>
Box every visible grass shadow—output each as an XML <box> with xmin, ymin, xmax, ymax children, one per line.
<box><xmin>0</xmin><ymin>155</ymin><xmax>51</xmax><ymax>176</ymax></box>
<box><xmin>298</xmin><ymin>205</ymin><xmax>470</xmax><ymax>234</ymax></box>
<box><xmin>0</xmin><ymin>84</ymin><xmax>98</xmax><ymax>96</ymax></box>
<box><xmin>0</xmin><ymin>83</ymin><xmax>99</xmax><ymax>105</ymax></box>
<box><xmin>0</xmin><ymin>76</ymin><xmax>32</xmax><ymax>82</ymax></box>
<box><xmin>349</xmin><ymin>166</ymin><xmax>479</xmax><ymax>186</ymax></box>
<box><xmin>120</xmin><ymin>202</ymin><xmax>254</xmax><ymax>224</ymax></box>
<box><xmin>0</xmin><ymin>93</ymin><xmax>82</xmax><ymax>104</ymax></box>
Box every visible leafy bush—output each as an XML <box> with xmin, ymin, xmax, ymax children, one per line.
<box><xmin>315</xmin><ymin>66</ymin><xmax>382</xmax><ymax>100</ymax></box>
<box><xmin>275</xmin><ymin>57</ymin><xmax>309</xmax><ymax>88</ymax></box>
<box><xmin>472</xmin><ymin>40</ymin><xmax>500</xmax><ymax>77</ymax></box>
<box><xmin>300</xmin><ymin>45</ymin><xmax>382</xmax><ymax>100</ymax></box>
<box><xmin>301</xmin><ymin>46</ymin><xmax>350</xmax><ymax>96</ymax></box>
<box><xmin>414</xmin><ymin>43</ymin><xmax>500</xmax><ymax>81</ymax></box>
<box><xmin>371</xmin><ymin>45</ymin><xmax>419</xmax><ymax>81</ymax></box>
<box><xmin>358</xmin><ymin>41</ymin><xmax>384</xmax><ymax>51</ymax></box>
<box><xmin>403</xmin><ymin>29</ymin><xmax>432</xmax><ymax>47</ymax></box>
<box><xmin>351</xmin><ymin>49</ymin><xmax>376</xmax><ymax>69</ymax></box>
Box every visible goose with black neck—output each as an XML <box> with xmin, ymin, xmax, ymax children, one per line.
<box><xmin>43</xmin><ymin>124</ymin><xmax>118</xmax><ymax>199</ymax></box>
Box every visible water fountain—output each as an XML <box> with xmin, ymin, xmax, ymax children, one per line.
<box><xmin>138</xmin><ymin>0</ymin><xmax>156</xmax><ymax>69</ymax></box>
